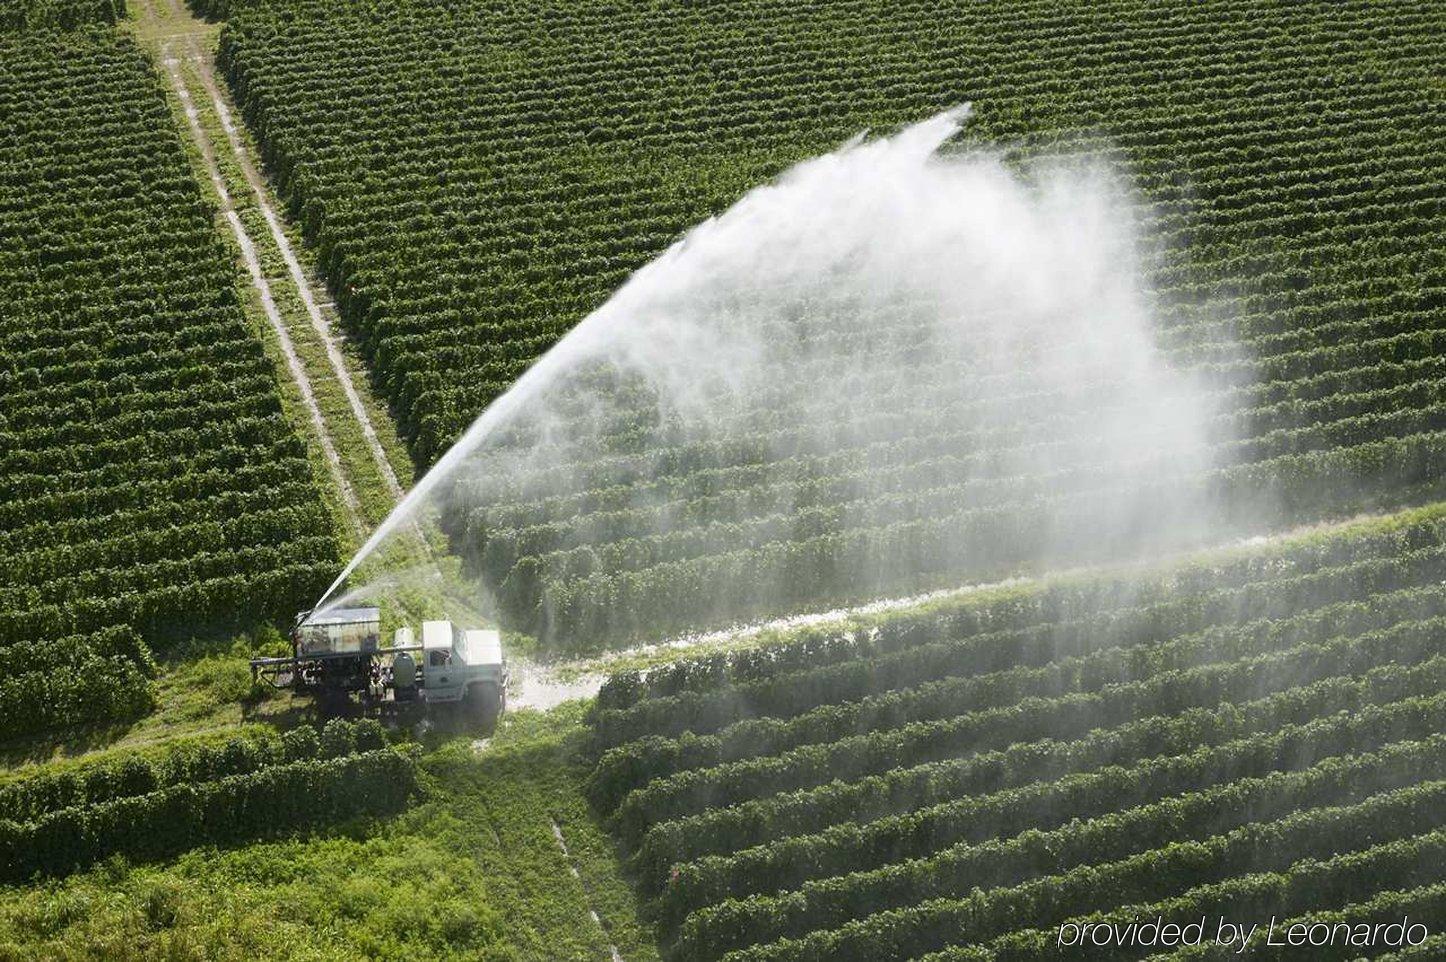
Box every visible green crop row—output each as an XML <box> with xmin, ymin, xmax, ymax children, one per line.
<box><xmin>465</xmin><ymin>360</ymin><xmax>1446</xmax><ymax>579</ymax></box>
<box><xmin>629</xmin><ymin>661</ymin><xmax>1446</xmax><ymax>883</ymax></box>
<box><xmin>0</xmin><ymin>560</ymin><xmax>340</xmax><ymax>649</ymax></box>
<box><xmin>727</xmin><ymin>779</ymin><xmax>1446</xmax><ymax>962</ymax></box>
<box><xmin>588</xmin><ymin>564</ymin><xmax>1446</xmax><ymax>799</ymax></box>
<box><xmin>0</xmin><ymin>21</ymin><xmax>337</xmax><ymax>734</ymax></box>
<box><xmin>592</xmin><ymin>540</ymin><xmax>1446</xmax><ymax>730</ymax></box>
<box><xmin>0</xmin><ymin>631</ymin><xmax>153</xmax><ymax>740</ymax></box>
<box><xmin>514</xmin><ymin>434</ymin><xmax>1446</xmax><ymax>645</ymax></box>
<box><xmin>0</xmin><ymin>0</ymin><xmax>122</xmax><ymax>31</ymax></box>
<box><xmin>0</xmin><ymin>747</ymin><xmax>417</xmax><ymax>881</ymax></box>
<box><xmin>460</xmin><ymin>321</ymin><xmax>1446</xmax><ymax>545</ymax></box>
<box><xmin>218</xmin><ymin>0</ymin><xmax>1445</xmax><ymax>645</ymax></box>
<box><xmin>671</xmin><ymin>735</ymin><xmax>1446</xmax><ymax>959</ymax></box>
<box><xmin>689</xmin><ymin>698</ymin><xmax>1446</xmax><ymax>913</ymax></box>
<box><xmin>609</xmin><ymin>615</ymin><xmax>1446</xmax><ymax>838</ymax></box>
<box><xmin>1137</xmin><ymin>883</ymin><xmax>1446</xmax><ymax>961</ymax></box>
<box><xmin>920</xmin><ymin>846</ymin><xmax>1446</xmax><ymax>962</ymax></box>
<box><xmin>585</xmin><ymin>516</ymin><xmax>1446</xmax><ymax>957</ymax></box>
<box><xmin>1</xmin><ymin>467</ymin><xmax>315</xmax><ymax>547</ymax></box>
<box><xmin>596</xmin><ymin>510</ymin><xmax>1446</xmax><ymax>711</ymax></box>
<box><xmin>0</xmin><ymin>718</ymin><xmax>388</xmax><ymax>823</ymax></box>
<box><xmin>482</xmin><ymin>378</ymin><xmax>1446</xmax><ymax>559</ymax></box>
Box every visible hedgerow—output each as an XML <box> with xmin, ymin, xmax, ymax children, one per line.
<box><xmin>0</xmin><ymin>734</ymin><xmax>416</xmax><ymax>882</ymax></box>
<box><xmin>0</xmin><ymin>718</ymin><xmax>388</xmax><ymax>823</ymax></box>
<box><xmin>609</xmin><ymin>618</ymin><xmax>1446</xmax><ymax>838</ymax></box>
<box><xmin>587</xmin><ymin>570</ymin><xmax>1446</xmax><ymax>803</ymax></box>
<box><xmin>217</xmin><ymin>0</ymin><xmax>1446</xmax><ymax>644</ymax></box>
<box><xmin>728</xmin><ymin>781</ymin><xmax>1446</xmax><ymax>962</ymax></box>
<box><xmin>629</xmin><ymin>668</ymin><xmax>1446</xmax><ymax>883</ymax></box>
<box><xmin>0</xmin><ymin>0</ymin><xmax>122</xmax><ymax>31</ymax></box>
<box><xmin>959</xmin><ymin>843</ymin><xmax>1446</xmax><ymax>962</ymax></box>
<box><xmin>671</xmin><ymin>736</ymin><xmax>1446</xmax><ymax>957</ymax></box>
<box><xmin>585</xmin><ymin>512</ymin><xmax>1446</xmax><ymax>959</ymax></box>
<box><xmin>0</xmin><ymin>11</ymin><xmax>338</xmax><ymax>736</ymax></box>
<box><xmin>596</xmin><ymin>509</ymin><xmax>1446</xmax><ymax>711</ymax></box>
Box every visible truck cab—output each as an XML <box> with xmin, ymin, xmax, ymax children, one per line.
<box><xmin>415</xmin><ymin>620</ymin><xmax>508</xmax><ymax>719</ymax></box>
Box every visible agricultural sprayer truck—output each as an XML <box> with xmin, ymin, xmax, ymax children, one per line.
<box><xmin>250</xmin><ymin>607</ymin><xmax>508</xmax><ymax>724</ymax></box>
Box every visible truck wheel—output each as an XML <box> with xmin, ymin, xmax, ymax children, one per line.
<box><xmin>315</xmin><ymin>687</ymin><xmax>351</xmax><ymax>717</ymax></box>
<box><xmin>465</xmin><ymin>682</ymin><xmax>503</xmax><ymax>730</ymax></box>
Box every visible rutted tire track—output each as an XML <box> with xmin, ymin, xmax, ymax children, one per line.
<box><xmin>550</xmin><ymin>819</ymin><xmax>626</xmax><ymax>962</ymax></box>
<box><xmin>162</xmin><ymin>43</ymin><xmax>368</xmax><ymax>542</ymax></box>
<box><xmin>187</xmin><ymin>43</ymin><xmax>407</xmax><ymax>505</ymax></box>
<box><xmin>141</xmin><ymin>0</ymin><xmax>416</xmax><ymax>549</ymax></box>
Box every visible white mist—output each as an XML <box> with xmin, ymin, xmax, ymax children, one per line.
<box><xmin>316</xmin><ymin>107</ymin><xmax>1230</xmax><ymax>643</ymax></box>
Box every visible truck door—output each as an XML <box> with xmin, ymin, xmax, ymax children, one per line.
<box><xmin>429</xmin><ymin>647</ymin><xmax>453</xmax><ymax>687</ymax></box>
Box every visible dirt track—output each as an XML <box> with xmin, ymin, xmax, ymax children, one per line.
<box><xmin>162</xmin><ymin>43</ymin><xmax>367</xmax><ymax>540</ymax></box>
<box><xmin>189</xmin><ymin>51</ymin><xmax>407</xmax><ymax>505</ymax></box>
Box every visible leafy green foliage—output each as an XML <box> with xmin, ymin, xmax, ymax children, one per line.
<box><xmin>587</xmin><ymin>512</ymin><xmax>1446</xmax><ymax>960</ymax></box>
<box><xmin>0</xmin><ymin>718</ymin><xmax>413</xmax><ymax>882</ymax></box>
<box><xmin>0</xmin><ymin>626</ymin><xmax>155</xmax><ymax>739</ymax></box>
<box><xmin>0</xmin><ymin>727</ymin><xmax>285</xmax><ymax>823</ymax></box>
<box><xmin>0</xmin><ymin>20</ymin><xmax>338</xmax><ymax>736</ymax></box>
<box><xmin>0</xmin><ymin>715</ymin><xmax>659</xmax><ymax>961</ymax></box>
<box><xmin>216</xmin><ymin>0</ymin><xmax>1446</xmax><ymax>643</ymax></box>
<box><xmin>0</xmin><ymin>0</ymin><xmax>122</xmax><ymax>32</ymax></box>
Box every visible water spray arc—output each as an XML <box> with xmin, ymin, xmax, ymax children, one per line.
<box><xmin>318</xmin><ymin>106</ymin><xmax>1230</xmax><ymax>647</ymax></box>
